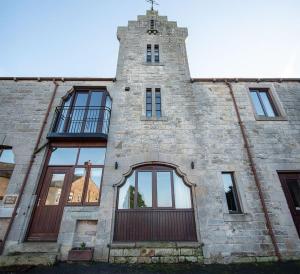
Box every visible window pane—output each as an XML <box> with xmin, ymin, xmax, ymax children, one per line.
<box><xmin>85</xmin><ymin>168</ymin><xmax>102</xmax><ymax>203</ymax></box>
<box><xmin>157</xmin><ymin>172</ymin><xmax>172</xmax><ymax>207</ymax></box>
<box><xmin>259</xmin><ymin>91</ymin><xmax>276</xmax><ymax>117</ymax></box>
<box><xmin>68</xmin><ymin>168</ymin><xmax>85</xmax><ymax>203</ymax></box>
<box><xmin>74</xmin><ymin>93</ymin><xmax>88</xmax><ymax>106</ymax></box>
<box><xmin>0</xmin><ymin>170</ymin><xmax>12</xmax><ymax>200</ymax></box>
<box><xmin>78</xmin><ymin>148</ymin><xmax>106</xmax><ymax>165</ymax></box>
<box><xmin>250</xmin><ymin>91</ymin><xmax>265</xmax><ymax>116</ymax></box>
<box><xmin>89</xmin><ymin>91</ymin><xmax>103</xmax><ymax>107</ymax></box>
<box><xmin>173</xmin><ymin>171</ymin><xmax>191</xmax><ymax>208</ymax></box>
<box><xmin>118</xmin><ymin>172</ymin><xmax>135</xmax><ymax>209</ymax></box>
<box><xmin>49</xmin><ymin>148</ymin><xmax>78</xmax><ymax>165</ymax></box>
<box><xmin>137</xmin><ymin>172</ymin><xmax>152</xmax><ymax>207</ymax></box>
<box><xmin>45</xmin><ymin>174</ymin><xmax>65</xmax><ymax>205</ymax></box>
<box><xmin>287</xmin><ymin>179</ymin><xmax>300</xmax><ymax>209</ymax></box>
<box><xmin>222</xmin><ymin>173</ymin><xmax>239</xmax><ymax>212</ymax></box>
<box><xmin>0</xmin><ymin>149</ymin><xmax>15</xmax><ymax>164</ymax></box>
<box><xmin>102</xmin><ymin>95</ymin><xmax>112</xmax><ymax>134</ymax></box>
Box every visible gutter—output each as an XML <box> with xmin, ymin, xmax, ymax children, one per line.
<box><xmin>0</xmin><ymin>77</ymin><xmax>115</xmax><ymax>82</ymax></box>
<box><xmin>0</xmin><ymin>81</ymin><xmax>59</xmax><ymax>255</ymax></box>
<box><xmin>225</xmin><ymin>81</ymin><xmax>281</xmax><ymax>261</ymax></box>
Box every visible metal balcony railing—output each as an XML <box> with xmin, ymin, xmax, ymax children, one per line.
<box><xmin>48</xmin><ymin>106</ymin><xmax>111</xmax><ymax>139</ymax></box>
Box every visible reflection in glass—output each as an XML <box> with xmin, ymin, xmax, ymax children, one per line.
<box><xmin>118</xmin><ymin>172</ymin><xmax>135</xmax><ymax>209</ymax></box>
<box><xmin>0</xmin><ymin>170</ymin><xmax>12</xmax><ymax>200</ymax></box>
<box><xmin>287</xmin><ymin>179</ymin><xmax>300</xmax><ymax>209</ymax></box>
<box><xmin>174</xmin><ymin>171</ymin><xmax>191</xmax><ymax>209</ymax></box>
<box><xmin>56</xmin><ymin>95</ymin><xmax>71</xmax><ymax>133</ymax></box>
<box><xmin>68</xmin><ymin>168</ymin><xmax>85</xmax><ymax>203</ymax></box>
<box><xmin>157</xmin><ymin>172</ymin><xmax>172</xmax><ymax>207</ymax></box>
<box><xmin>78</xmin><ymin>148</ymin><xmax>106</xmax><ymax>165</ymax></box>
<box><xmin>250</xmin><ymin>91</ymin><xmax>265</xmax><ymax>116</ymax></box>
<box><xmin>49</xmin><ymin>148</ymin><xmax>78</xmax><ymax>166</ymax></box>
<box><xmin>0</xmin><ymin>149</ymin><xmax>15</xmax><ymax>164</ymax></box>
<box><xmin>69</xmin><ymin>93</ymin><xmax>88</xmax><ymax>133</ymax></box>
<box><xmin>102</xmin><ymin>95</ymin><xmax>112</xmax><ymax>134</ymax></box>
<box><xmin>260</xmin><ymin>92</ymin><xmax>276</xmax><ymax>117</ymax></box>
<box><xmin>137</xmin><ymin>172</ymin><xmax>152</xmax><ymax>207</ymax></box>
<box><xmin>45</xmin><ymin>174</ymin><xmax>65</xmax><ymax>205</ymax></box>
<box><xmin>0</xmin><ymin>149</ymin><xmax>15</xmax><ymax>200</ymax></box>
<box><xmin>222</xmin><ymin>173</ymin><xmax>239</xmax><ymax>212</ymax></box>
<box><xmin>84</xmin><ymin>92</ymin><xmax>103</xmax><ymax>133</ymax></box>
<box><xmin>85</xmin><ymin>168</ymin><xmax>102</xmax><ymax>203</ymax></box>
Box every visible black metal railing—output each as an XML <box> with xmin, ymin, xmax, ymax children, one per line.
<box><xmin>48</xmin><ymin>106</ymin><xmax>111</xmax><ymax>138</ymax></box>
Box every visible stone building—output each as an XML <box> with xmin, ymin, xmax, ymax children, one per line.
<box><xmin>0</xmin><ymin>9</ymin><xmax>300</xmax><ymax>264</ymax></box>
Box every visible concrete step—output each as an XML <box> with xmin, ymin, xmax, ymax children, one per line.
<box><xmin>0</xmin><ymin>253</ymin><xmax>57</xmax><ymax>267</ymax></box>
<box><xmin>6</xmin><ymin>242</ymin><xmax>60</xmax><ymax>255</ymax></box>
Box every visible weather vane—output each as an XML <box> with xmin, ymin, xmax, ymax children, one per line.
<box><xmin>146</xmin><ymin>0</ymin><xmax>159</xmax><ymax>11</ymax></box>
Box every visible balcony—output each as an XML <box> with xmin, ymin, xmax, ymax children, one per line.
<box><xmin>47</xmin><ymin>106</ymin><xmax>111</xmax><ymax>140</ymax></box>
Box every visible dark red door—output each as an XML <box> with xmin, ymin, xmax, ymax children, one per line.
<box><xmin>279</xmin><ymin>173</ymin><xmax>300</xmax><ymax>237</ymax></box>
<box><xmin>27</xmin><ymin>167</ymin><xmax>71</xmax><ymax>241</ymax></box>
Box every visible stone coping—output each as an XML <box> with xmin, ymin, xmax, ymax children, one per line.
<box><xmin>110</xmin><ymin>241</ymin><xmax>200</xmax><ymax>248</ymax></box>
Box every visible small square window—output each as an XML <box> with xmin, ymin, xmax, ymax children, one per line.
<box><xmin>250</xmin><ymin>89</ymin><xmax>278</xmax><ymax>118</ymax></box>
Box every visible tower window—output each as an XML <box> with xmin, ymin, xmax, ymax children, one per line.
<box><xmin>154</xmin><ymin>45</ymin><xmax>159</xmax><ymax>63</ymax></box>
<box><xmin>146</xmin><ymin>45</ymin><xmax>152</xmax><ymax>63</ymax></box>
<box><xmin>146</xmin><ymin>44</ymin><xmax>160</xmax><ymax>63</ymax></box>
<box><xmin>155</xmin><ymin>89</ymin><xmax>161</xmax><ymax>118</ymax></box>
<box><xmin>146</xmin><ymin>88</ymin><xmax>152</xmax><ymax>117</ymax></box>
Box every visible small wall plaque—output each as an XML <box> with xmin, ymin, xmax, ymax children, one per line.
<box><xmin>3</xmin><ymin>195</ymin><xmax>18</xmax><ymax>205</ymax></box>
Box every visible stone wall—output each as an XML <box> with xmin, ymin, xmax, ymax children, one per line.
<box><xmin>109</xmin><ymin>243</ymin><xmax>203</xmax><ymax>264</ymax></box>
<box><xmin>0</xmin><ymin>9</ymin><xmax>300</xmax><ymax>265</ymax></box>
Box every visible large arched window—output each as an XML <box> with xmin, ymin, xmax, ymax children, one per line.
<box><xmin>118</xmin><ymin>165</ymin><xmax>192</xmax><ymax>209</ymax></box>
<box><xmin>0</xmin><ymin>147</ymin><xmax>15</xmax><ymax>200</ymax></box>
<box><xmin>114</xmin><ymin>164</ymin><xmax>197</xmax><ymax>242</ymax></box>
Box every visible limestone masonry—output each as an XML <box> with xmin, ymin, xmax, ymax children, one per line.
<box><xmin>0</xmin><ymin>10</ymin><xmax>299</xmax><ymax>264</ymax></box>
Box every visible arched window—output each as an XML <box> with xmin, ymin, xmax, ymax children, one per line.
<box><xmin>118</xmin><ymin>165</ymin><xmax>192</xmax><ymax>209</ymax></box>
<box><xmin>0</xmin><ymin>147</ymin><xmax>15</xmax><ymax>200</ymax></box>
<box><xmin>115</xmin><ymin>164</ymin><xmax>196</xmax><ymax>242</ymax></box>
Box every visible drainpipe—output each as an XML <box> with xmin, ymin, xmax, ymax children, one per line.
<box><xmin>225</xmin><ymin>81</ymin><xmax>281</xmax><ymax>261</ymax></box>
<box><xmin>0</xmin><ymin>81</ymin><xmax>59</xmax><ymax>255</ymax></box>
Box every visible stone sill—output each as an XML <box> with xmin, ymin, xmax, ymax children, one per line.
<box><xmin>110</xmin><ymin>241</ymin><xmax>200</xmax><ymax>249</ymax></box>
<box><xmin>142</xmin><ymin>62</ymin><xmax>165</xmax><ymax>66</ymax></box>
<box><xmin>223</xmin><ymin>213</ymin><xmax>253</xmax><ymax>222</ymax></box>
<box><xmin>254</xmin><ymin>115</ymin><xmax>288</xmax><ymax>121</ymax></box>
<box><xmin>140</xmin><ymin>116</ymin><xmax>168</xmax><ymax>122</ymax></box>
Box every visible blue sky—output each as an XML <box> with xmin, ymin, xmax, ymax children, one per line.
<box><xmin>0</xmin><ymin>0</ymin><xmax>299</xmax><ymax>78</ymax></box>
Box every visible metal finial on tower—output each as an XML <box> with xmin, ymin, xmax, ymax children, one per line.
<box><xmin>146</xmin><ymin>0</ymin><xmax>159</xmax><ymax>11</ymax></box>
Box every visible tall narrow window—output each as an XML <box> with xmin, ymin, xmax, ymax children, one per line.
<box><xmin>250</xmin><ymin>89</ymin><xmax>278</xmax><ymax>117</ymax></box>
<box><xmin>146</xmin><ymin>44</ymin><xmax>152</xmax><ymax>63</ymax></box>
<box><xmin>222</xmin><ymin>172</ymin><xmax>241</xmax><ymax>213</ymax></box>
<box><xmin>146</xmin><ymin>89</ymin><xmax>152</xmax><ymax>117</ymax></box>
<box><xmin>155</xmin><ymin>88</ymin><xmax>161</xmax><ymax>118</ymax></box>
<box><xmin>154</xmin><ymin>45</ymin><xmax>159</xmax><ymax>63</ymax></box>
<box><xmin>0</xmin><ymin>147</ymin><xmax>15</xmax><ymax>200</ymax></box>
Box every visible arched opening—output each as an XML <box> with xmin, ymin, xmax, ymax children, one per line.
<box><xmin>114</xmin><ymin>164</ymin><xmax>197</xmax><ymax>242</ymax></box>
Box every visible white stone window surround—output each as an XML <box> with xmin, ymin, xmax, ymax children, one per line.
<box><xmin>245</xmin><ymin>83</ymin><xmax>287</xmax><ymax>121</ymax></box>
<box><xmin>140</xmin><ymin>86</ymin><xmax>168</xmax><ymax>121</ymax></box>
